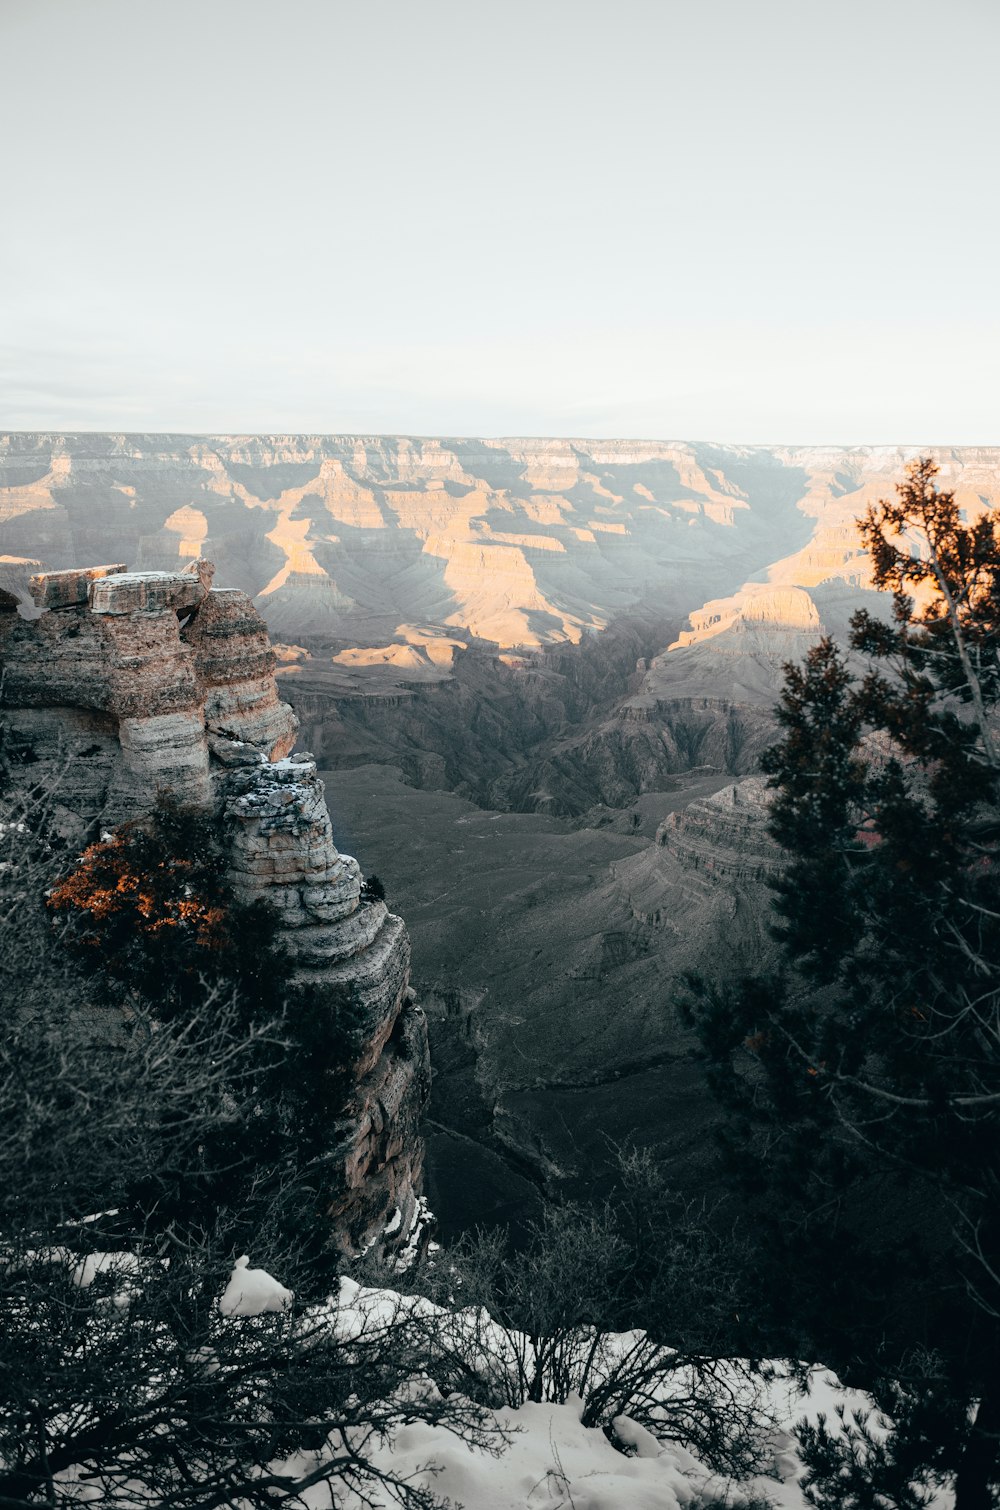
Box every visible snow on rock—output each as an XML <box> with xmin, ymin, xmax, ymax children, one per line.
<box><xmin>218</xmin><ymin>1254</ymin><xmax>293</xmax><ymax>1317</ymax></box>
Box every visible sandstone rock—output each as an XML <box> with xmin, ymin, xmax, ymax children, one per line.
<box><xmin>283</xmin><ymin>901</ymin><xmax>388</xmax><ymax>966</ymax></box>
<box><xmin>295</xmin><ymin>913</ymin><xmax>412</xmax><ymax>1079</ymax></box>
<box><xmin>656</xmin><ymin>776</ymin><xmax>783</xmax><ymax>885</ymax></box>
<box><xmin>206</xmin><ymin>734</ymin><xmax>266</xmax><ymax>767</ymax></box>
<box><xmin>0</xmin><ymin>559</ymin><xmax>428</xmax><ymax>1259</ymax></box>
<box><xmin>0</xmin><ymin>705</ymin><xmax>120</xmax><ymax>843</ymax></box>
<box><xmin>183</xmin><ymin>588</ymin><xmax>298</xmax><ymax>760</ymax></box>
<box><xmin>182</xmin><ymin>556</ymin><xmax>216</xmax><ymax>593</ymax></box>
<box><xmin>89</xmin><ymin>569</ymin><xmax>210</xmax><ymax>616</ymax></box>
<box><xmin>330</xmin><ymin>1002</ymin><xmax>427</xmax><ymax>1243</ymax></box>
<box><xmin>114</xmin><ymin>710</ymin><xmax>212</xmax><ymax>815</ymax></box>
<box><xmin>29</xmin><ymin>563</ymin><xmax>126</xmax><ymax>611</ymax></box>
<box><xmin>224</xmin><ymin>757</ymin><xmax>363</xmax><ymax>931</ymax></box>
<box><xmin>612</xmin><ymin>774</ymin><xmax>783</xmax><ymax>935</ymax></box>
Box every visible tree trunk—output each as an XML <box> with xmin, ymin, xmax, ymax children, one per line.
<box><xmin>956</xmin><ymin>1381</ymin><xmax>1000</xmax><ymax>1510</ymax></box>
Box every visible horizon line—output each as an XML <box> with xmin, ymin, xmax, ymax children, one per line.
<box><xmin>2</xmin><ymin>430</ymin><xmax>997</xmax><ymax>450</ymax></box>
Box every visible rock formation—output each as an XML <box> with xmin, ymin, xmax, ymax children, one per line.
<box><xmin>0</xmin><ymin>436</ymin><xmax>995</xmax><ymax>648</ymax></box>
<box><xmin>5</xmin><ymin>435</ymin><xmax>997</xmax><ymax>820</ymax></box>
<box><xmin>614</xmin><ymin>776</ymin><xmax>783</xmax><ymax>929</ymax></box>
<box><xmin>0</xmin><ymin>560</ymin><xmax>428</xmax><ymax>1257</ymax></box>
<box><xmin>1</xmin><ymin>433</ymin><xmax>960</xmax><ymax>657</ymax></box>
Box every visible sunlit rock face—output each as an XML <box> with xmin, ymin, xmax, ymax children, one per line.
<box><xmin>643</xmin><ymin>444</ymin><xmax>1000</xmax><ymax>703</ymax></box>
<box><xmin>0</xmin><ymin>437</ymin><xmax>933</xmax><ymax>639</ymax></box>
<box><xmin>0</xmin><ymin>561</ymin><xmax>427</xmax><ymax>1259</ymax></box>
<box><xmin>3</xmin><ymin>436</ymin><xmax>999</xmax><ymax>823</ymax></box>
<box><xmin>3</xmin><ymin>433</ymin><xmax>998</xmax><ymax>675</ymax></box>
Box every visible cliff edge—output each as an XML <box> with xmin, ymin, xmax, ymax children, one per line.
<box><xmin>0</xmin><ymin>559</ymin><xmax>429</xmax><ymax>1257</ymax></box>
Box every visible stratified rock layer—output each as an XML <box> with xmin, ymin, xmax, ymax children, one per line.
<box><xmin>3</xmin><ymin>437</ymin><xmax>998</xmax><ymax>660</ymax></box>
<box><xmin>0</xmin><ymin>561</ymin><xmax>427</xmax><ymax>1257</ymax></box>
<box><xmin>618</xmin><ymin>776</ymin><xmax>784</xmax><ymax>928</ymax></box>
<box><xmin>3</xmin><ymin>436</ymin><xmax>997</xmax><ymax>821</ymax></box>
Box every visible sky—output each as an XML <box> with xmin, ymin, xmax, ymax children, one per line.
<box><xmin>1</xmin><ymin>0</ymin><xmax>998</xmax><ymax>442</ymax></box>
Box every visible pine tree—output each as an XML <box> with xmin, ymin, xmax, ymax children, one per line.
<box><xmin>684</xmin><ymin>459</ymin><xmax>1000</xmax><ymax>1509</ymax></box>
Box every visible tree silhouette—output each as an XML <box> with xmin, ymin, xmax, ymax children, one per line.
<box><xmin>685</xmin><ymin>459</ymin><xmax>1000</xmax><ymax>1509</ymax></box>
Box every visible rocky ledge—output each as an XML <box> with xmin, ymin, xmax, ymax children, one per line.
<box><xmin>0</xmin><ymin>560</ymin><xmax>428</xmax><ymax>1258</ymax></box>
<box><xmin>612</xmin><ymin>776</ymin><xmax>784</xmax><ymax>945</ymax></box>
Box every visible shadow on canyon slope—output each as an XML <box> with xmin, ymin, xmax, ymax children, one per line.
<box><xmin>324</xmin><ymin>762</ymin><xmax>777</xmax><ymax>1246</ymax></box>
<box><xmin>285</xmin><ymin>609</ymin><xmax>777</xmax><ymax>820</ymax></box>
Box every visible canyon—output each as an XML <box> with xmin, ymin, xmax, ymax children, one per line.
<box><xmin>5</xmin><ymin>437</ymin><xmax>999</xmax><ymax>819</ymax></box>
<box><xmin>4</xmin><ymin>435</ymin><xmax>1000</xmax><ymax>1229</ymax></box>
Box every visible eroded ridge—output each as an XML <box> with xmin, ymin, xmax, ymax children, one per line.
<box><xmin>0</xmin><ymin>560</ymin><xmax>428</xmax><ymax>1258</ymax></box>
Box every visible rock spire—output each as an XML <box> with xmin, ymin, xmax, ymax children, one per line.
<box><xmin>0</xmin><ymin>561</ymin><xmax>428</xmax><ymax>1257</ymax></box>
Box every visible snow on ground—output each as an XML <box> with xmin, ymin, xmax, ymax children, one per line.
<box><xmin>342</xmin><ymin>1395</ymin><xmax>759</xmax><ymax>1510</ymax></box>
<box><xmin>42</xmin><ymin>1260</ymin><xmax>956</xmax><ymax>1509</ymax></box>
<box><xmin>281</xmin><ymin>1393</ymin><xmax>801</xmax><ymax>1509</ymax></box>
<box><xmin>283</xmin><ymin>1380</ymin><xmax>956</xmax><ymax>1510</ymax></box>
<box><xmin>305</xmin><ymin>1278</ymin><xmax>955</xmax><ymax>1510</ymax></box>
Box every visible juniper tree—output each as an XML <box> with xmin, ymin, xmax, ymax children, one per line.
<box><xmin>684</xmin><ymin>459</ymin><xmax>1000</xmax><ymax>1509</ymax></box>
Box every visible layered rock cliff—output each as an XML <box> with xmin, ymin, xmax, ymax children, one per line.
<box><xmin>613</xmin><ymin>776</ymin><xmax>783</xmax><ymax>932</ymax></box>
<box><xmin>3</xmin><ymin>437</ymin><xmax>997</xmax><ymax>666</ymax></box>
<box><xmin>0</xmin><ymin>433</ymin><xmax>844</xmax><ymax>654</ymax></box>
<box><xmin>5</xmin><ymin>435</ymin><xmax>996</xmax><ymax>819</ymax></box>
<box><xmin>0</xmin><ymin>560</ymin><xmax>428</xmax><ymax>1257</ymax></box>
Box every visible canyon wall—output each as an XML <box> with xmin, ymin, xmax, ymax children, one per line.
<box><xmin>0</xmin><ymin>434</ymin><xmax>810</xmax><ymax>652</ymax></box>
<box><xmin>0</xmin><ymin>560</ymin><xmax>428</xmax><ymax>1257</ymax></box>
<box><xmin>325</xmin><ymin>763</ymin><xmax>788</xmax><ymax>1232</ymax></box>
<box><xmin>2</xmin><ymin>438</ymin><xmax>997</xmax><ymax>670</ymax></box>
<box><xmin>4</xmin><ymin>436</ymin><xmax>998</xmax><ymax>817</ymax></box>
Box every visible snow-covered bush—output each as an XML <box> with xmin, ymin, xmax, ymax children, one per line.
<box><xmin>370</xmin><ymin>1155</ymin><xmax>776</xmax><ymax>1483</ymax></box>
<box><xmin>0</xmin><ymin>784</ymin><xmax>500</xmax><ymax>1508</ymax></box>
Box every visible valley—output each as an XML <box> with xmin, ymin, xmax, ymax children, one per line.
<box><xmin>6</xmin><ymin>434</ymin><xmax>1000</xmax><ymax>1238</ymax></box>
<box><xmin>323</xmin><ymin>762</ymin><xmax>779</xmax><ymax>1241</ymax></box>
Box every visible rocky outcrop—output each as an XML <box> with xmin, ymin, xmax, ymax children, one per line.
<box><xmin>613</xmin><ymin>776</ymin><xmax>783</xmax><ymax>934</ymax></box>
<box><xmin>655</xmin><ymin>776</ymin><xmax>783</xmax><ymax>887</ymax></box>
<box><xmin>0</xmin><ymin>561</ymin><xmax>428</xmax><ymax>1258</ymax></box>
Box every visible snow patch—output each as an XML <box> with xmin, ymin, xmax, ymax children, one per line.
<box><xmin>218</xmin><ymin>1254</ymin><xmax>293</xmax><ymax>1317</ymax></box>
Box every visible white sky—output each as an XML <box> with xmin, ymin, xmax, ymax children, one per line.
<box><xmin>2</xmin><ymin>0</ymin><xmax>998</xmax><ymax>442</ymax></box>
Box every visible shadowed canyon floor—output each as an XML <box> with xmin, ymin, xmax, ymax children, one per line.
<box><xmin>324</xmin><ymin>763</ymin><xmax>779</xmax><ymax>1242</ymax></box>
